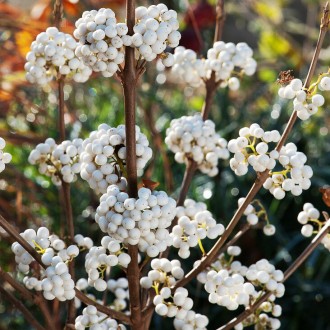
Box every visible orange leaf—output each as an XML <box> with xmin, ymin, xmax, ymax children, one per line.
<box><xmin>64</xmin><ymin>0</ymin><xmax>80</xmax><ymax>16</ymax></box>
<box><xmin>141</xmin><ymin>179</ymin><xmax>160</xmax><ymax>191</ymax></box>
<box><xmin>0</xmin><ymin>3</ymin><xmax>22</xmax><ymax>18</ymax></box>
<box><xmin>0</xmin><ymin>91</ymin><xmax>11</xmax><ymax>102</ymax></box>
<box><xmin>15</xmin><ymin>31</ymin><xmax>35</xmax><ymax>58</ymax></box>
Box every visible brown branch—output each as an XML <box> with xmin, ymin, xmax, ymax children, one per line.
<box><xmin>74</xmin><ymin>289</ymin><xmax>132</xmax><ymax>324</ymax></box>
<box><xmin>0</xmin><ymin>131</ymin><xmax>46</xmax><ymax>145</ymax></box>
<box><xmin>218</xmin><ymin>216</ymin><xmax>330</xmax><ymax>330</ymax></box>
<box><xmin>304</xmin><ymin>2</ymin><xmax>329</xmax><ymax>88</ymax></box>
<box><xmin>214</xmin><ymin>0</ymin><xmax>226</xmax><ymax>43</ymax></box>
<box><xmin>184</xmin><ymin>0</ymin><xmax>204</xmax><ymax>50</ymax></box>
<box><xmin>58</xmin><ymin>76</ymin><xmax>65</xmax><ymax>142</ymax></box>
<box><xmin>0</xmin><ymin>286</ymin><xmax>45</xmax><ymax>330</ymax></box>
<box><xmin>172</xmin><ymin>1</ymin><xmax>329</xmax><ymax>291</ymax></box>
<box><xmin>219</xmin><ymin>223</ymin><xmax>252</xmax><ymax>256</ymax></box>
<box><xmin>142</xmin><ymin>104</ymin><xmax>174</xmax><ymax>192</ymax></box>
<box><xmin>176</xmin><ymin>160</ymin><xmax>198</xmax><ymax>207</ymax></box>
<box><xmin>0</xmin><ymin>214</ymin><xmax>46</xmax><ymax>268</ymax></box>
<box><xmin>0</xmin><ymin>268</ymin><xmax>35</xmax><ymax>301</ymax></box>
<box><xmin>61</xmin><ymin>182</ymin><xmax>76</xmax><ymax>324</ymax></box>
<box><xmin>37</xmin><ymin>293</ymin><xmax>58</xmax><ymax>330</ymax></box>
<box><xmin>122</xmin><ymin>3</ymin><xmax>138</xmax><ymax>198</ymax></box>
<box><xmin>53</xmin><ymin>0</ymin><xmax>63</xmax><ymax>30</ymax></box>
<box><xmin>201</xmin><ymin>73</ymin><xmax>220</xmax><ymax>120</ymax></box>
<box><xmin>62</xmin><ymin>183</ymin><xmax>74</xmax><ymax>241</ymax></box>
<box><xmin>120</xmin><ymin>1</ymin><xmax>143</xmax><ymax>329</ymax></box>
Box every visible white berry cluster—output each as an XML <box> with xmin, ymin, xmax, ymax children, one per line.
<box><xmin>196</xmin><ymin>247</ymin><xmax>285</xmax><ymax>311</ymax></box>
<box><xmin>297</xmin><ymin>203</ymin><xmax>330</xmax><ymax>251</ymax></box>
<box><xmin>133</xmin><ymin>4</ymin><xmax>180</xmax><ymax>65</ymax></box>
<box><xmin>205</xmin><ymin>41</ymin><xmax>257</xmax><ymax>85</ymax></box>
<box><xmin>107</xmin><ymin>277</ymin><xmax>129</xmax><ymax>311</ymax></box>
<box><xmin>41</xmin><ymin>256</ymin><xmax>76</xmax><ymax>301</ymax></box>
<box><xmin>235</xmin><ymin>301</ymin><xmax>282</xmax><ymax>330</ymax></box>
<box><xmin>263</xmin><ymin>143</ymin><xmax>313</xmax><ymax>199</ymax></box>
<box><xmin>25</xmin><ymin>27</ymin><xmax>92</xmax><ymax>85</ymax></box>
<box><xmin>140</xmin><ymin>259</ymin><xmax>193</xmax><ymax>318</ymax></box>
<box><xmin>0</xmin><ymin>137</ymin><xmax>12</xmax><ymax>173</ymax></box>
<box><xmin>140</xmin><ymin>258</ymin><xmax>184</xmax><ymax>290</ymax></box>
<box><xmin>174</xmin><ymin>310</ymin><xmax>209</xmax><ymax>330</ymax></box>
<box><xmin>238</xmin><ymin>198</ymin><xmax>259</xmax><ymax>225</ymax></box>
<box><xmin>75</xmin><ymin>305</ymin><xmax>126</xmax><ymax>330</ymax></box>
<box><xmin>244</xmin><ymin>260</ymin><xmax>284</xmax><ymax>295</ymax></box>
<box><xmin>74</xmin><ymin>8</ymin><xmax>130</xmax><ymax>77</ymax></box>
<box><xmin>203</xmin><ymin>268</ymin><xmax>256</xmax><ymax>310</ymax></box>
<box><xmin>167</xmin><ymin>41</ymin><xmax>256</xmax><ymax>89</ymax></box>
<box><xmin>28</xmin><ymin>138</ymin><xmax>83</xmax><ymax>185</ymax></box>
<box><xmin>11</xmin><ymin>227</ymin><xmax>52</xmax><ymax>274</ymax></box>
<box><xmin>154</xmin><ymin>287</ymin><xmax>194</xmax><ymax>318</ymax></box>
<box><xmin>165</xmin><ymin>114</ymin><xmax>229</xmax><ymax>176</ymax></box>
<box><xmin>237</xmin><ymin>198</ymin><xmax>276</xmax><ymax>236</ymax></box>
<box><xmin>228</xmin><ymin>124</ymin><xmax>281</xmax><ymax>176</ymax></box>
<box><xmin>42</xmin><ymin>236</ymin><xmax>80</xmax><ymax>265</ymax></box>
<box><xmin>84</xmin><ymin>236</ymin><xmax>131</xmax><ymax>292</ymax></box>
<box><xmin>278</xmin><ymin>78</ymin><xmax>325</xmax><ymax>120</ymax></box>
<box><xmin>172</xmin><ymin>199</ymin><xmax>225</xmax><ymax>258</ymax></box>
<box><xmin>168</xmin><ymin>47</ymin><xmax>206</xmax><ymax>87</ymax></box>
<box><xmin>74</xmin><ymin>234</ymin><xmax>94</xmax><ymax>250</ymax></box>
<box><xmin>11</xmin><ymin>227</ymin><xmax>78</xmax><ymax>300</ymax></box>
<box><xmin>80</xmin><ymin>123</ymin><xmax>152</xmax><ymax>194</ymax></box>
<box><xmin>95</xmin><ymin>185</ymin><xmax>176</xmax><ymax>257</ymax></box>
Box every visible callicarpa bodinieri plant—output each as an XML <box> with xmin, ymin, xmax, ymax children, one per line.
<box><xmin>0</xmin><ymin>0</ymin><xmax>330</xmax><ymax>330</ymax></box>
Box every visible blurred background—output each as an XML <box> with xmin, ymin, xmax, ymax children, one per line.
<box><xmin>0</xmin><ymin>0</ymin><xmax>329</xmax><ymax>329</ymax></box>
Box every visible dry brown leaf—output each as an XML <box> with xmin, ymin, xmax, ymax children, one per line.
<box><xmin>320</xmin><ymin>186</ymin><xmax>330</xmax><ymax>208</ymax></box>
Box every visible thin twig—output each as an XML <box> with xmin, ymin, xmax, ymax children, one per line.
<box><xmin>0</xmin><ymin>286</ymin><xmax>46</xmax><ymax>330</ymax></box>
<box><xmin>62</xmin><ymin>181</ymin><xmax>76</xmax><ymax>324</ymax></box>
<box><xmin>62</xmin><ymin>184</ymin><xmax>74</xmax><ymax>241</ymax></box>
<box><xmin>218</xmin><ymin>223</ymin><xmax>252</xmax><ymax>257</ymax></box>
<box><xmin>0</xmin><ymin>269</ymin><xmax>35</xmax><ymax>301</ymax></box>
<box><xmin>0</xmin><ymin>214</ymin><xmax>46</xmax><ymax>268</ymax></box>
<box><xmin>214</xmin><ymin>0</ymin><xmax>226</xmax><ymax>43</ymax></box>
<box><xmin>58</xmin><ymin>76</ymin><xmax>65</xmax><ymax>142</ymax></box>
<box><xmin>176</xmin><ymin>160</ymin><xmax>198</xmax><ymax>207</ymax></box>
<box><xmin>53</xmin><ymin>0</ymin><xmax>63</xmax><ymax>30</ymax></box>
<box><xmin>61</xmin><ymin>181</ymin><xmax>75</xmax><ymax>306</ymax></box>
<box><xmin>141</xmin><ymin>103</ymin><xmax>174</xmax><ymax>192</ymax></box>
<box><xmin>184</xmin><ymin>0</ymin><xmax>204</xmax><ymax>50</ymax></box>
<box><xmin>75</xmin><ymin>289</ymin><xmax>132</xmax><ymax>324</ymax></box>
<box><xmin>218</xmin><ymin>217</ymin><xmax>330</xmax><ymax>330</ymax></box>
<box><xmin>304</xmin><ymin>2</ymin><xmax>329</xmax><ymax>88</ymax></box>
<box><xmin>201</xmin><ymin>72</ymin><xmax>220</xmax><ymax>120</ymax></box>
